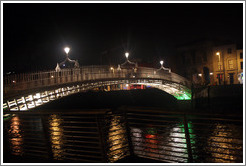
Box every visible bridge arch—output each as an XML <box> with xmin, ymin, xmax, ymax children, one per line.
<box><xmin>3</xmin><ymin>66</ymin><xmax>191</xmax><ymax>112</ymax></box>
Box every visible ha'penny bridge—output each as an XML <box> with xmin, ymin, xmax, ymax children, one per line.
<box><xmin>3</xmin><ymin>51</ymin><xmax>243</xmax><ymax>164</ymax></box>
<box><xmin>3</xmin><ymin>65</ymin><xmax>191</xmax><ymax>112</ymax></box>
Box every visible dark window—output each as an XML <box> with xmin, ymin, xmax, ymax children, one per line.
<box><xmin>228</xmin><ymin>48</ymin><xmax>232</xmax><ymax>54</ymax></box>
<box><xmin>217</xmin><ymin>74</ymin><xmax>223</xmax><ymax>85</ymax></box>
<box><xmin>240</xmin><ymin>53</ymin><xmax>243</xmax><ymax>59</ymax></box>
<box><xmin>229</xmin><ymin>73</ymin><xmax>234</xmax><ymax>84</ymax></box>
<box><xmin>241</xmin><ymin>62</ymin><xmax>243</xmax><ymax>70</ymax></box>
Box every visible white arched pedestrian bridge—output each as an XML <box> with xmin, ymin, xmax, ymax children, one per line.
<box><xmin>3</xmin><ymin>66</ymin><xmax>191</xmax><ymax>112</ymax></box>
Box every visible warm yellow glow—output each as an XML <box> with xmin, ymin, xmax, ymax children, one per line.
<box><xmin>216</xmin><ymin>52</ymin><xmax>220</xmax><ymax>56</ymax></box>
<box><xmin>49</xmin><ymin>114</ymin><xmax>64</xmax><ymax>160</ymax></box>
<box><xmin>110</xmin><ymin>67</ymin><xmax>114</xmax><ymax>70</ymax></box>
<box><xmin>8</xmin><ymin>116</ymin><xmax>24</xmax><ymax>156</ymax></box>
<box><xmin>198</xmin><ymin>73</ymin><xmax>202</xmax><ymax>77</ymax></box>
<box><xmin>207</xmin><ymin>124</ymin><xmax>242</xmax><ymax>162</ymax></box>
<box><xmin>107</xmin><ymin>115</ymin><xmax>129</xmax><ymax>162</ymax></box>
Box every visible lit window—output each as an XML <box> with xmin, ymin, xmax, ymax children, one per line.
<box><xmin>218</xmin><ymin>62</ymin><xmax>222</xmax><ymax>70</ymax></box>
<box><xmin>228</xmin><ymin>60</ymin><xmax>233</xmax><ymax>69</ymax></box>
<box><xmin>241</xmin><ymin>62</ymin><xmax>243</xmax><ymax>70</ymax></box>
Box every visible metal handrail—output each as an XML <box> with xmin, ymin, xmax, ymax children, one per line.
<box><xmin>3</xmin><ymin>108</ymin><xmax>243</xmax><ymax>163</ymax></box>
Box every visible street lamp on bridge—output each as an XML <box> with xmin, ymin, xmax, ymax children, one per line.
<box><xmin>64</xmin><ymin>47</ymin><xmax>70</xmax><ymax>57</ymax></box>
<box><xmin>55</xmin><ymin>47</ymin><xmax>79</xmax><ymax>71</ymax></box>
<box><xmin>156</xmin><ymin>60</ymin><xmax>171</xmax><ymax>73</ymax></box>
<box><xmin>119</xmin><ymin>52</ymin><xmax>138</xmax><ymax>70</ymax></box>
<box><xmin>125</xmin><ymin>52</ymin><xmax>129</xmax><ymax>60</ymax></box>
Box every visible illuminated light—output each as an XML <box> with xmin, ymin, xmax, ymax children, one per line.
<box><xmin>51</xmin><ymin>75</ymin><xmax>54</xmax><ymax>78</ymax></box>
<box><xmin>12</xmin><ymin>80</ymin><xmax>16</xmax><ymax>83</ymax></box>
<box><xmin>63</xmin><ymin>64</ymin><xmax>65</xmax><ymax>67</ymax></box>
<box><xmin>133</xmin><ymin>75</ymin><xmax>135</xmax><ymax>78</ymax></box>
<box><xmin>160</xmin><ymin>60</ymin><xmax>164</xmax><ymax>65</ymax></box>
<box><xmin>34</xmin><ymin>93</ymin><xmax>41</xmax><ymax>99</ymax></box>
<box><xmin>8</xmin><ymin>116</ymin><xmax>24</xmax><ymax>155</ymax></box>
<box><xmin>175</xmin><ymin>92</ymin><xmax>191</xmax><ymax>100</ymax></box>
<box><xmin>145</xmin><ymin>134</ymin><xmax>156</xmax><ymax>139</ymax></box>
<box><xmin>110</xmin><ymin>67</ymin><xmax>114</xmax><ymax>70</ymax></box>
<box><xmin>125</xmin><ymin>52</ymin><xmax>129</xmax><ymax>59</ymax></box>
<box><xmin>198</xmin><ymin>73</ymin><xmax>202</xmax><ymax>77</ymax></box>
<box><xmin>64</xmin><ymin>47</ymin><xmax>70</xmax><ymax>54</ymax></box>
<box><xmin>49</xmin><ymin>114</ymin><xmax>64</xmax><ymax>160</ymax></box>
<box><xmin>210</xmin><ymin>72</ymin><xmax>213</xmax><ymax>75</ymax></box>
<box><xmin>216</xmin><ymin>52</ymin><xmax>220</xmax><ymax>56</ymax></box>
<box><xmin>3</xmin><ymin>114</ymin><xmax>12</xmax><ymax>120</ymax></box>
<box><xmin>126</xmin><ymin>84</ymin><xmax>129</xmax><ymax>87</ymax></box>
<box><xmin>107</xmin><ymin>116</ymin><xmax>128</xmax><ymax>162</ymax></box>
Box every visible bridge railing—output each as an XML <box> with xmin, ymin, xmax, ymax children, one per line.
<box><xmin>3</xmin><ymin>108</ymin><xmax>243</xmax><ymax>163</ymax></box>
<box><xmin>3</xmin><ymin>66</ymin><xmax>191</xmax><ymax>98</ymax></box>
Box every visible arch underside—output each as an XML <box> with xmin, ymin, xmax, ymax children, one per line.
<box><xmin>89</xmin><ymin>79</ymin><xmax>191</xmax><ymax>100</ymax></box>
<box><xmin>3</xmin><ymin>78</ymin><xmax>191</xmax><ymax>112</ymax></box>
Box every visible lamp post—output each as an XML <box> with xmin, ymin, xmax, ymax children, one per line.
<box><xmin>157</xmin><ymin>60</ymin><xmax>171</xmax><ymax>73</ymax></box>
<box><xmin>120</xmin><ymin>52</ymin><xmax>137</xmax><ymax>67</ymax></box>
<box><xmin>216</xmin><ymin>51</ymin><xmax>226</xmax><ymax>85</ymax></box>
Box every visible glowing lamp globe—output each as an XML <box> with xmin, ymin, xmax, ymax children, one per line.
<box><xmin>125</xmin><ymin>52</ymin><xmax>129</xmax><ymax>59</ymax></box>
<box><xmin>64</xmin><ymin>47</ymin><xmax>70</xmax><ymax>54</ymax></box>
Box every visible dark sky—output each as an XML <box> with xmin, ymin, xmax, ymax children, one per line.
<box><xmin>3</xmin><ymin>3</ymin><xmax>243</xmax><ymax>73</ymax></box>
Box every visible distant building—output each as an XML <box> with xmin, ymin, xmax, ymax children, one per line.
<box><xmin>212</xmin><ymin>44</ymin><xmax>243</xmax><ymax>85</ymax></box>
<box><xmin>174</xmin><ymin>41</ymin><xmax>243</xmax><ymax>85</ymax></box>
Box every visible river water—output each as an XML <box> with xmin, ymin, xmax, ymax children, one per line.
<box><xmin>3</xmin><ymin>108</ymin><xmax>243</xmax><ymax>163</ymax></box>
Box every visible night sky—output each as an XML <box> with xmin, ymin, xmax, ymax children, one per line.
<box><xmin>3</xmin><ymin>3</ymin><xmax>243</xmax><ymax>73</ymax></box>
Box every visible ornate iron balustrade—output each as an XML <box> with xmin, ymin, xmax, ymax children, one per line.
<box><xmin>3</xmin><ymin>66</ymin><xmax>191</xmax><ymax>112</ymax></box>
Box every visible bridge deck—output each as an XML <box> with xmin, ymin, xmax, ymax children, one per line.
<box><xmin>3</xmin><ymin>66</ymin><xmax>191</xmax><ymax>112</ymax></box>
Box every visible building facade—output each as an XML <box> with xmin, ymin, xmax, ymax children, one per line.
<box><xmin>174</xmin><ymin>41</ymin><xmax>243</xmax><ymax>86</ymax></box>
<box><xmin>212</xmin><ymin>44</ymin><xmax>243</xmax><ymax>85</ymax></box>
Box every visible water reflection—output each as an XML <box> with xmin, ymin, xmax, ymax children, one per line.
<box><xmin>3</xmin><ymin>112</ymin><xmax>243</xmax><ymax>163</ymax></box>
<box><xmin>49</xmin><ymin>114</ymin><xmax>65</xmax><ymax>160</ymax></box>
<box><xmin>8</xmin><ymin>115</ymin><xmax>24</xmax><ymax>156</ymax></box>
<box><xmin>131</xmin><ymin>123</ymin><xmax>190</xmax><ymax>162</ymax></box>
<box><xmin>107</xmin><ymin>115</ymin><xmax>129</xmax><ymax>162</ymax></box>
<box><xmin>207</xmin><ymin>123</ymin><xmax>243</xmax><ymax>163</ymax></box>
<box><xmin>165</xmin><ymin>124</ymin><xmax>188</xmax><ymax>162</ymax></box>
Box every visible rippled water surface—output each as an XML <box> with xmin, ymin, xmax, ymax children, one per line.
<box><xmin>3</xmin><ymin>110</ymin><xmax>243</xmax><ymax>163</ymax></box>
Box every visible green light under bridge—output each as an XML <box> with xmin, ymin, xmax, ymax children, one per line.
<box><xmin>174</xmin><ymin>92</ymin><xmax>191</xmax><ymax>100</ymax></box>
